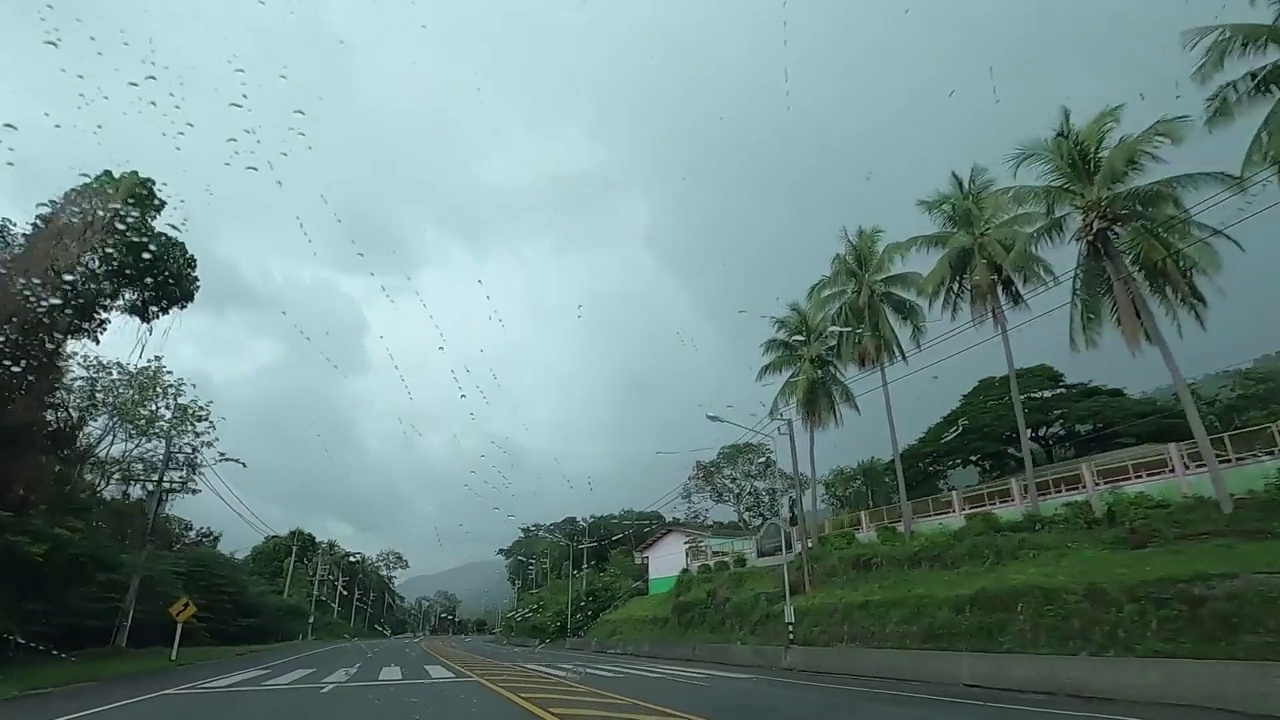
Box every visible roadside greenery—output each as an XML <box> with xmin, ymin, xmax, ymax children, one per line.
<box><xmin>590</xmin><ymin>480</ymin><xmax>1280</xmax><ymax>659</ymax></box>
<box><xmin>0</xmin><ymin>172</ymin><xmax>420</xmax><ymax>671</ymax></box>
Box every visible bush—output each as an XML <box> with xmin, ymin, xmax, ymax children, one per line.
<box><xmin>696</xmin><ymin>563</ymin><xmax>712</xmax><ymax>574</ymax></box>
<box><xmin>874</xmin><ymin>525</ymin><xmax>903</xmax><ymax>545</ymax></box>
<box><xmin>731</xmin><ymin>554</ymin><xmax>747</xmax><ymax>568</ymax></box>
<box><xmin>712</xmin><ymin>560</ymin><xmax>731</xmax><ymax>572</ymax></box>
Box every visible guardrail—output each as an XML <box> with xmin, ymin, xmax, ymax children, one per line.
<box><xmin>823</xmin><ymin>421</ymin><xmax>1280</xmax><ymax>536</ymax></box>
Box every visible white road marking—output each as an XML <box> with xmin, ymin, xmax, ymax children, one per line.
<box><xmin>320</xmin><ymin>684</ymin><xmax>336</xmax><ymax>694</ymax></box>
<box><xmin>600</xmin><ymin>665</ymin><xmax>667</xmax><ymax>678</ymax></box>
<box><xmin>168</xmin><ymin>678</ymin><xmax>476</xmax><ymax>694</ymax></box>
<box><xmin>262</xmin><ymin>669</ymin><xmax>315</xmax><ymax>685</ymax></box>
<box><xmin>523</xmin><ymin>664</ymin><xmax>571</xmax><ymax>677</ymax></box>
<box><xmin>47</xmin><ymin>642</ymin><xmax>346</xmax><ymax>720</ymax></box>
<box><xmin>378</xmin><ymin>665</ymin><xmax>402</xmax><ymax>681</ymax></box>
<box><xmin>321</xmin><ymin>665</ymin><xmax>359</xmax><ymax>683</ymax></box>
<box><xmin>570</xmin><ymin>665</ymin><xmax>623</xmax><ymax>677</ymax></box>
<box><xmin>648</xmin><ymin>662</ymin><xmax>749</xmax><ymax>678</ymax></box>
<box><xmin>423</xmin><ymin>664</ymin><xmax>455</xmax><ymax>679</ymax></box>
<box><xmin>197</xmin><ymin>669</ymin><xmax>272</xmax><ymax>688</ymax></box>
<box><xmin>755</xmin><ymin>675</ymin><xmax>1145</xmax><ymax>720</ymax></box>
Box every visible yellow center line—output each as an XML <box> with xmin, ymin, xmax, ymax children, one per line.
<box><xmin>426</xmin><ymin>641</ymin><xmax>706</xmax><ymax>720</ymax></box>
<box><xmin>522</xmin><ymin>693</ymin><xmax>631</xmax><ymax>704</ymax></box>
<box><xmin>420</xmin><ymin>643</ymin><xmax>558</xmax><ymax>720</ymax></box>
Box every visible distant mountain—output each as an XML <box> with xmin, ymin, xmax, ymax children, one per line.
<box><xmin>397</xmin><ymin>559</ymin><xmax>509</xmax><ymax>614</ymax></box>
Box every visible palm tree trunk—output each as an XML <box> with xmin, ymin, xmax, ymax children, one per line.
<box><xmin>878</xmin><ymin>363</ymin><xmax>912</xmax><ymax>537</ymax></box>
<box><xmin>994</xmin><ymin>303</ymin><xmax>1039</xmax><ymax>514</ymax></box>
<box><xmin>807</xmin><ymin>428</ymin><xmax>819</xmax><ymax>517</ymax></box>
<box><xmin>1100</xmin><ymin>245</ymin><xmax>1233</xmax><ymax>513</ymax></box>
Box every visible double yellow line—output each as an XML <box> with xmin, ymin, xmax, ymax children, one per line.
<box><xmin>423</xmin><ymin>640</ymin><xmax>704</xmax><ymax>720</ymax></box>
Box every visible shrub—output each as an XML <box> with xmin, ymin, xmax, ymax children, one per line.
<box><xmin>712</xmin><ymin>559</ymin><xmax>731</xmax><ymax>572</ymax></box>
<box><xmin>731</xmin><ymin>553</ymin><xmax>748</xmax><ymax>568</ymax></box>
<box><xmin>874</xmin><ymin>525</ymin><xmax>903</xmax><ymax>545</ymax></box>
<box><xmin>696</xmin><ymin>563</ymin><xmax>712</xmax><ymax>574</ymax></box>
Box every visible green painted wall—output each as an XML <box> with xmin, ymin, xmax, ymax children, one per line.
<box><xmin>648</xmin><ymin>575</ymin><xmax>678</xmax><ymax>595</ymax></box>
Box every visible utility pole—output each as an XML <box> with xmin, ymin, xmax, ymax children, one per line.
<box><xmin>566</xmin><ymin>537</ymin><xmax>574</xmax><ymax>638</ymax></box>
<box><xmin>282</xmin><ymin>530</ymin><xmax>300</xmax><ymax>598</ymax></box>
<box><xmin>350</xmin><ymin>582</ymin><xmax>361</xmax><ymax>627</ymax></box>
<box><xmin>332</xmin><ymin>564</ymin><xmax>345</xmax><ymax>618</ymax></box>
<box><xmin>306</xmin><ymin>547</ymin><xmax>326</xmax><ymax>640</ymax></box>
<box><xmin>781</xmin><ymin>415</ymin><xmax>812</xmax><ymax>593</ymax></box>
<box><xmin>113</xmin><ymin>434</ymin><xmax>174</xmax><ymax>649</ymax></box>
<box><xmin>581</xmin><ymin>521</ymin><xmax>589</xmax><ymax>594</ymax></box>
<box><xmin>364</xmin><ymin>591</ymin><xmax>374</xmax><ymax>630</ymax></box>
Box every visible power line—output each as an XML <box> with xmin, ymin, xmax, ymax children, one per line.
<box><xmin>198</xmin><ymin>456</ymin><xmax>278</xmax><ymax>537</ymax></box>
<box><xmin>766</xmin><ymin>164</ymin><xmax>1276</xmax><ymax>421</ymax></box>
<box><xmin>644</xmin><ymin>166</ymin><xmax>1279</xmax><ymax>515</ymax></box>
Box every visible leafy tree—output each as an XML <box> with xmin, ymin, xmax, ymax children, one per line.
<box><xmin>905</xmin><ymin>164</ymin><xmax>1056</xmax><ymax>512</ymax></box>
<box><xmin>1005</xmin><ymin>104</ymin><xmax>1239</xmax><ymax>512</ymax></box>
<box><xmin>51</xmin><ymin>352</ymin><xmax>239</xmax><ymax>495</ymax></box>
<box><xmin>1183</xmin><ymin>0</ymin><xmax>1280</xmax><ymax>175</ymax></box>
<box><xmin>821</xmin><ymin>458</ymin><xmax>896</xmax><ymax>514</ymax></box>
<box><xmin>756</xmin><ymin>299</ymin><xmax>857</xmax><ymax>518</ymax></box>
<box><xmin>1</xmin><ymin>171</ymin><xmax>200</xmax><ymax>512</ymax></box>
<box><xmin>680</xmin><ymin>442</ymin><xmax>791</xmax><ymax>527</ymax></box>
<box><xmin>901</xmin><ymin>364</ymin><xmax>1192</xmax><ymax>489</ymax></box>
<box><xmin>374</xmin><ymin>548</ymin><xmax>411</xmax><ymax>583</ymax></box>
<box><xmin>808</xmin><ymin>226</ymin><xmax>927</xmax><ymax>536</ymax></box>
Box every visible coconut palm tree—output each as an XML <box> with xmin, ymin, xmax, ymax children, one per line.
<box><xmin>756</xmin><ymin>299</ymin><xmax>859</xmax><ymax>517</ymax></box>
<box><xmin>903</xmin><ymin>164</ymin><xmax>1057</xmax><ymax>513</ymax></box>
<box><xmin>1183</xmin><ymin>0</ymin><xmax>1280</xmax><ymax>175</ymax></box>
<box><xmin>808</xmin><ymin>226</ymin><xmax>927</xmax><ymax>536</ymax></box>
<box><xmin>1004</xmin><ymin>104</ymin><xmax>1240</xmax><ymax>513</ymax></box>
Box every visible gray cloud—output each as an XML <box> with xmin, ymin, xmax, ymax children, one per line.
<box><xmin>3</xmin><ymin>0</ymin><xmax>1278</xmax><ymax>574</ymax></box>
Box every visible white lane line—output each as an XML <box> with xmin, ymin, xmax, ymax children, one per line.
<box><xmin>564</xmin><ymin>664</ymin><xmax>622</xmax><ymax>677</ymax></box>
<box><xmin>523</xmin><ymin>664</ymin><xmax>571</xmax><ymax>677</ymax></box>
<box><xmin>262</xmin><ymin>669</ymin><xmax>315</xmax><ymax>685</ymax></box>
<box><xmin>378</xmin><ymin>665</ymin><xmax>402</xmax><ymax>681</ymax></box>
<box><xmin>600</xmin><ymin>665</ymin><xmax>667</xmax><ymax>678</ymax></box>
<box><xmin>197</xmin><ymin>669</ymin><xmax>272</xmax><ymax>688</ymax></box>
<box><xmin>423</xmin><ymin>664</ymin><xmax>455</xmax><ymax>679</ymax></box>
<box><xmin>648</xmin><ymin>663</ymin><xmax>749</xmax><ymax>678</ymax></box>
<box><xmin>321</xmin><ymin>665</ymin><xmax>359</xmax><ymax>683</ymax></box>
<box><xmin>48</xmin><ymin>642</ymin><xmax>347</xmax><ymax>720</ymax></box>
<box><xmin>752</xmin><ymin>675</ymin><xmax>1145</xmax><ymax>720</ymax></box>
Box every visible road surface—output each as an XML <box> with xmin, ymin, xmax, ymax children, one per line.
<box><xmin>2</xmin><ymin>637</ymin><xmax>1254</xmax><ymax>720</ymax></box>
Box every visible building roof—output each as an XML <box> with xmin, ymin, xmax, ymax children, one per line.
<box><xmin>635</xmin><ymin>524</ymin><xmax>753</xmax><ymax>553</ymax></box>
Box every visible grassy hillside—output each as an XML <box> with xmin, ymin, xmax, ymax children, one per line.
<box><xmin>590</xmin><ymin>480</ymin><xmax>1280</xmax><ymax>660</ymax></box>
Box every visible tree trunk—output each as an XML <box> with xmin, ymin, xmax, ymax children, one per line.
<box><xmin>879</xmin><ymin>363</ymin><xmax>912</xmax><ymax>537</ymax></box>
<box><xmin>1099</xmin><ymin>242</ymin><xmax>1233</xmax><ymax>513</ymax></box>
<box><xmin>807</xmin><ymin>428</ymin><xmax>819</xmax><ymax>516</ymax></box>
<box><xmin>994</xmin><ymin>303</ymin><xmax>1039</xmax><ymax>514</ymax></box>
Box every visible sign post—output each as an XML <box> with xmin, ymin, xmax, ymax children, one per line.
<box><xmin>167</xmin><ymin>596</ymin><xmax>198</xmax><ymax>662</ymax></box>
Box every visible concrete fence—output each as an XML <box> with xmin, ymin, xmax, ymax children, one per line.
<box><xmin>564</xmin><ymin>639</ymin><xmax>1280</xmax><ymax>717</ymax></box>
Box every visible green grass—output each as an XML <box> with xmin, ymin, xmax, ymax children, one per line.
<box><xmin>0</xmin><ymin>642</ymin><xmax>301</xmax><ymax>699</ymax></box>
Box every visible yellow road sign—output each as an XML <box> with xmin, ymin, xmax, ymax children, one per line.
<box><xmin>168</xmin><ymin>597</ymin><xmax>197</xmax><ymax>623</ymax></box>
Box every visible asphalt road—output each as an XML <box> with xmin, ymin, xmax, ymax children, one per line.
<box><xmin>1</xmin><ymin>637</ymin><xmax>1260</xmax><ymax>720</ymax></box>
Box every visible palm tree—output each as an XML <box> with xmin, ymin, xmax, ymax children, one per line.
<box><xmin>756</xmin><ymin>299</ymin><xmax>859</xmax><ymax>517</ymax></box>
<box><xmin>1183</xmin><ymin>0</ymin><xmax>1280</xmax><ymax>175</ymax></box>
<box><xmin>1004</xmin><ymin>105</ymin><xmax>1240</xmax><ymax>513</ymax></box>
<box><xmin>808</xmin><ymin>226</ymin><xmax>927</xmax><ymax>536</ymax></box>
<box><xmin>904</xmin><ymin>165</ymin><xmax>1056</xmax><ymax>513</ymax></box>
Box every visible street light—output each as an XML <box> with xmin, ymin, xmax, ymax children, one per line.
<box><xmin>702</xmin><ymin>410</ymin><xmax>812</xmax><ymax>593</ymax></box>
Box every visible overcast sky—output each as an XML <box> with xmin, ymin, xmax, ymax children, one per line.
<box><xmin>3</xmin><ymin>0</ymin><xmax>1278</xmax><ymax>576</ymax></box>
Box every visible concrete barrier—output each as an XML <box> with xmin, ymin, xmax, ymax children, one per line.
<box><xmin>564</xmin><ymin>639</ymin><xmax>1280</xmax><ymax>717</ymax></box>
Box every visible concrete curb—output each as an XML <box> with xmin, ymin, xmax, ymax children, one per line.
<box><xmin>565</xmin><ymin>639</ymin><xmax>1280</xmax><ymax>717</ymax></box>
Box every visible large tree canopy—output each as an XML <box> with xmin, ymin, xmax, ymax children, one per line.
<box><xmin>899</xmin><ymin>364</ymin><xmax>1190</xmax><ymax>495</ymax></box>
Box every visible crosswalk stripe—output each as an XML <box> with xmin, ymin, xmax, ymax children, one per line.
<box><xmin>601</xmin><ymin>665</ymin><xmax>667</xmax><ymax>678</ymax></box>
<box><xmin>562</xmin><ymin>664</ymin><xmax>623</xmax><ymax>677</ymax></box>
<box><xmin>199</xmin><ymin>670</ymin><xmax>271</xmax><ymax>688</ymax></box>
<box><xmin>648</xmin><ymin>663</ymin><xmax>750</xmax><ymax>678</ymax></box>
<box><xmin>523</xmin><ymin>664</ymin><xmax>571</xmax><ymax>677</ymax></box>
<box><xmin>262</xmin><ymin>669</ymin><xmax>315</xmax><ymax>685</ymax></box>
<box><xmin>636</xmin><ymin>665</ymin><xmax>710</xmax><ymax>678</ymax></box>
<box><xmin>378</xmin><ymin>665</ymin><xmax>402</xmax><ymax>681</ymax></box>
<box><xmin>321</xmin><ymin>666</ymin><xmax>358</xmax><ymax>683</ymax></box>
<box><xmin>424</xmin><ymin>665</ymin><xmax>455</xmax><ymax>679</ymax></box>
